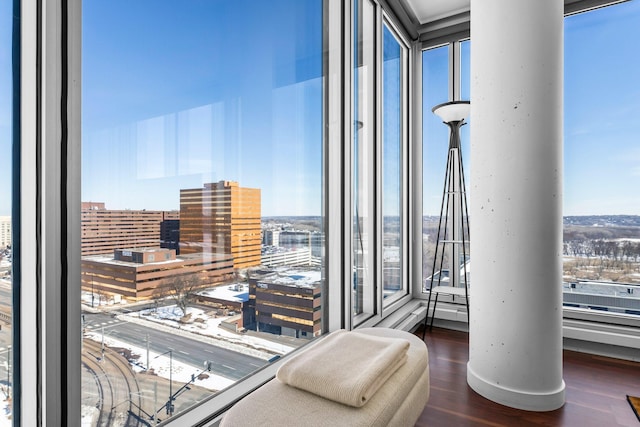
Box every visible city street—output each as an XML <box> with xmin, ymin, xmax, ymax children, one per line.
<box><xmin>82</xmin><ymin>311</ymin><xmax>267</xmax><ymax>381</ymax></box>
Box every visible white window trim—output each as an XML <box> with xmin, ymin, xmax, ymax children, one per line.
<box><xmin>351</xmin><ymin>1</ymin><xmax>417</xmax><ymax>329</ymax></box>
<box><xmin>20</xmin><ymin>0</ymin><xmax>82</xmax><ymax>424</ymax></box>
<box><xmin>350</xmin><ymin>0</ymin><xmax>378</xmax><ymax>326</ymax></box>
<box><xmin>379</xmin><ymin>15</ymin><xmax>411</xmax><ymax>312</ymax></box>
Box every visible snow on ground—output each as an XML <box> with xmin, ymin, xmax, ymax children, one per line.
<box><xmin>85</xmin><ymin>331</ymin><xmax>235</xmax><ymax>392</ymax></box>
<box><xmin>86</xmin><ymin>304</ymin><xmax>298</xmax><ymax>393</ymax></box>
<box><xmin>81</xmin><ymin>406</ymin><xmax>99</xmax><ymax>427</ymax></box>
<box><xmin>121</xmin><ymin>305</ymin><xmax>296</xmax><ymax>356</ymax></box>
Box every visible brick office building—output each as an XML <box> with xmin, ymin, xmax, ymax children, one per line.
<box><xmin>81</xmin><ymin>247</ymin><xmax>234</xmax><ymax>301</ymax></box>
<box><xmin>81</xmin><ymin>202</ymin><xmax>179</xmax><ymax>256</ymax></box>
<box><xmin>247</xmin><ymin>268</ymin><xmax>322</xmax><ymax>339</ymax></box>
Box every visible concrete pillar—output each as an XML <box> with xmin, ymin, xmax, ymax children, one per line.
<box><xmin>467</xmin><ymin>0</ymin><xmax>565</xmax><ymax>411</ymax></box>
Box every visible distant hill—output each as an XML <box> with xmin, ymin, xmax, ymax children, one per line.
<box><xmin>563</xmin><ymin>215</ymin><xmax>640</xmax><ymax>227</ymax></box>
<box><xmin>269</xmin><ymin>215</ymin><xmax>640</xmax><ymax>229</ymax></box>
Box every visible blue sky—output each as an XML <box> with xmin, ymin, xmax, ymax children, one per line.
<box><xmin>2</xmin><ymin>1</ymin><xmax>640</xmax><ymax>217</ymax></box>
<box><xmin>563</xmin><ymin>1</ymin><xmax>640</xmax><ymax>215</ymax></box>
<box><xmin>82</xmin><ymin>0</ymin><xmax>323</xmax><ymax>216</ymax></box>
<box><xmin>0</xmin><ymin>0</ymin><xmax>12</xmax><ymax>217</ymax></box>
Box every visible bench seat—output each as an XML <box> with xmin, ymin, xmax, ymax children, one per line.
<box><xmin>220</xmin><ymin>327</ymin><xmax>430</xmax><ymax>427</ymax></box>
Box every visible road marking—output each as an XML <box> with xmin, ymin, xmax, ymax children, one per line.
<box><xmin>250</xmin><ymin>363</ymin><xmax>261</xmax><ymax>368</ymax></box>
<box><xmin>178</xmin><ymin>350</ymin><xmax>189</xmax><ymax>355</ymax></box>
<box><xmin>222</xmin><ymin>365</ymin><xmax>236</xmax><ymax>371</ymax></box>
<box><xmin>204</xmin><ymin>349</ymin><xmax>215</xmax><ymax>354</ymax></box>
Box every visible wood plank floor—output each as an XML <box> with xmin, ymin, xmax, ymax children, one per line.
<box><xmin>414</xmin><ymin>326</ymin><xmax>640</xmax><ymax>426</ymax></box>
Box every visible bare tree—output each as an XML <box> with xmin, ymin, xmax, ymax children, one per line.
<box><xmin>150</xmin><ymin>286</ymin><xmax>168</xmax><ymax>313</ymax></box>
<box><xmin>166</xmin><ymin>273</ymin><xmax>203</xmax><ymax>317</ymax></box>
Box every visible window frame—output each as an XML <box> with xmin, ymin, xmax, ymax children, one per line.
<box><xmin>351</xmin><ymin>0</ymin><xmax>379</xmax><ymax>325</ymax></box>
<box><xmin>21</xmin><ymin>0</ymin><xmax>420</xmax><ymax>422</ymax></box>
<box><xmin>418</xmin><ymin>40</ymin><xmax>471</xmax><ymax>319</ymax></box>
<box><xmin>350</xmin><ymin>1</ymin><xmax>416</xmax><ymax>330</ymax></box>
<box><xmin>22</xmin><ymin>0</ymin><xmax>639</xmax><ymax>425</ymax></box>
<box><xmin>19</xmin><ymin>0</ymin><xmax>82</xmax><ymax>424</ymax></box>
<box><xmin>379</xmin><ymin>15</ymin><xmax>411</xmax><ymax>310</ymax></box>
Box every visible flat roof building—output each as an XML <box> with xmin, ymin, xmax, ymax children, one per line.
<box><xmin>247</xmin><ymin>268</ymin><xmax>322</xmax><ymax>339</ymax></box>
<box><xmin>81</xmin><ymin>202</ymin><xmax>179</xmax><ymax>256</ymax></box>
<box><xmin>81</xmin><ymin>247</ymin><xmax>234</xmax><ymax>301</ymax></box>
<box><xmin>261</xmin><ymin>246</ymin><xmax>313</xmax><ymax>268</ymax></box>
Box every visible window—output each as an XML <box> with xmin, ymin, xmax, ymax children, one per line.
<box><xmin>563</xmin><ymin>1</ymin><xmax>640</xmax><ymax>317</ymax></box>
<box><xmin>12</xmin><ymin>1</ymin><xmax>640</xmax><ymax>424</ymax></box>
<box><xmin>422</xmin><ymin>3</ymin><xmax>640</xmax><ymax>326</ymax></box>
<box><xmin>353</xmin><ymin>0</ymin><xmax>376</xmax><ymax>319</ymax></box>
<box><xmin>82</xmin><ymin>0</ymin><xmax>324</xmax><ymax>423</ymax></box>
<box><xmin>422</xmin><ymin>45</ymin><xmax>449</xmax><ymax>292</ymax></box>
<box><xmin>0</xmin><ymin>0</ymin><xmax>14</xmax><ymax>422</ymax></box>
<box><xmin>381</xmin><ymin>22</ymin><xmax>408</xmax><ymax>304</ymax></box>
<box><xmin>422</xmin><ymin>42</ymin><xmax>470</xmax><ymax>299</ymax></box>
<box><xmin>352</xmin><ymin>4</ymin><xmax>410</xmax><ymax>324</ymax></box>
<box><xmin>460</xmin><ymin>40</ymin><xmax>470</xmax><ymax>101</ymax></box>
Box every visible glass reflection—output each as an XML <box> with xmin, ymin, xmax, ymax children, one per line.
<box><xmin>382</xmin><ymin>24</ymin><xmax>403</xmax><ymax>301</ymax></box>
<box><xmin>82</xmin><ymin>0</ymin><xmax>324</xmax><ymax>423</ymax></box>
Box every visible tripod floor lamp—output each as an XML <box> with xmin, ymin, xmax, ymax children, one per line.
<box><xmin>423</xmin><ymin>100</ymin><xmax>471</xmax><ymax>338</ymax></box>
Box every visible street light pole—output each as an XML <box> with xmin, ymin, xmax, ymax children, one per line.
<box><xmin>6</xmin><ymin>345</ymin><xmax>10</xmax><ymax>392</ymax></box>
<box><xmin>168</xmin><ymin>349</ymin><xmax>173</xmax><ymax>416</ymax></box>
<box><xmin>151</xmin><ymin>348</ymin><xmax>175</xmax><ymax>418</ymax></box>
<box><xmin>146</xmin><ymin>334</ymin><xmax>150</xmax><ymax>371</ymax></box>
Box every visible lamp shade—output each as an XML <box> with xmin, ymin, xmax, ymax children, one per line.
<box><xmin>432</xmin><ymin>101</ymin><xmax>470</xmax><ymax>123</ymax></box>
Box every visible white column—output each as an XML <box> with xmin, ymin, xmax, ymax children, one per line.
<box><xmin>468</xmin><ymin>0</ymin><xmax>565</xmax><ymax>411</ymax></box>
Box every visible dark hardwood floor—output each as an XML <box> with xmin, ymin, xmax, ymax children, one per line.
<box><xmin>414</xmin><ymin>326</ymin><xmax>640</xmax><ymax>426</ymax></box>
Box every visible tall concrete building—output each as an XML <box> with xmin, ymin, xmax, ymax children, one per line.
<box><xmin>180</xmin><ymin>181</ymin><xmax>261</xmax><ymax>269</ymax></box>
<box><xmin>81</xmin><ymin>202</ymin><xmax>179</xmax><ymax>256</ymax></box>
<box><xmin>0</xmin><ymin>216</ymin><xmax>11</xmax><ymax>249</ymax></box>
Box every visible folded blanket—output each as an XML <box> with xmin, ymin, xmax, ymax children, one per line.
<box><xmin>276</xmin><ymin>329</ymin><xmax>410</xmax><ymax>408</ymax></box>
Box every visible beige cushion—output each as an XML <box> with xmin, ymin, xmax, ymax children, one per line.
<box><xmin>276</xmin><ymin>329</ymin><xmax>410</xmax><ymax>407</ymax></box>
<box><xmin>221</xmin><ymin>327</ymin><xmax>430</xmax><ymax>427</ymax></box>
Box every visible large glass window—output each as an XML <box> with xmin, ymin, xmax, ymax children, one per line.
<box><xmin>381</xmin><ymin>22</ymin><xmax>407</xmax><ymax>303</ymax></box>
<box><xmin>0</xmin><ymin>0</ymin><xmax>13</xmax><ymax>422</ymax></box>
<box><xmin>422</xmin><ymin>43</ymin><xmax>470</xmax><ymax>295</ymax></box>
<box><xmin>353</xmin><ymin>0</ymin><xmax>376</xmax><ymax>319</ymax></box>
<box><xmin>81</xmin><ymin>1</ymin><xmax>324</xmax><ymax>423</ymax></box>
<box><xmin>422</xmin><ymin>46</ymin><xmax>449</xmax><ymax>291</ymax></box>
<box><xmin>563</xmin><ymin>1</ymin><xmax>640</xmax><ymax>316</ymax></box>
<box><xmin>353</xmin><ymin>6</ymin><xmax>409</xmax><ymax>323</ymax></box>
